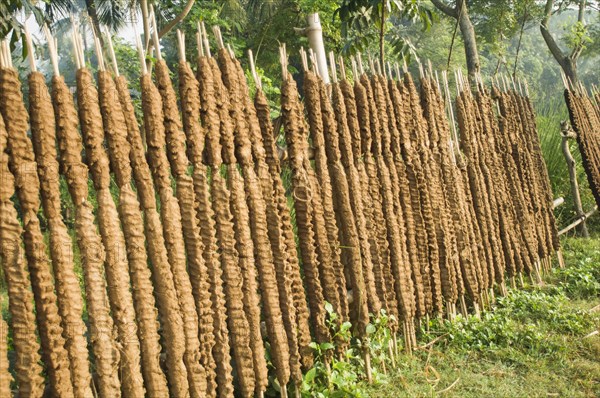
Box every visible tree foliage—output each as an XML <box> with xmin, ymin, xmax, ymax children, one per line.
<box><xmin>335</xmin><ymin>0</ymin><xmax>434</xmax><ymax>61</ymax></box>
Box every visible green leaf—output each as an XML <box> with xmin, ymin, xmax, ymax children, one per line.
<box><xmin>325</xmin><ymin>301</ymin><xmax>334</xmax><ymax>314</ymax></box>
<box><xmin>366</xmin><ymin>323</ymin><xmax>376</xmax><ymax>335</ymax></box>
<box><xmin>320</xmin><ymin>342</ymin><xmax>335</xmax><ymax>351</ymax></box>
<box><xmin>341</xmin><ymin>321</ymin><xmax>353</xmax><ymax>332</ymax></box>
<box><xmin>304</xmin><ymin>367</ymin><xmax>317</xmax><ymax>383</ymax></box>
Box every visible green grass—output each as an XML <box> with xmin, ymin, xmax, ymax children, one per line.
<box><xmin>363</xmin><ymin>237</ymin><xmax>600</xmax><ymax>398</ymax></box>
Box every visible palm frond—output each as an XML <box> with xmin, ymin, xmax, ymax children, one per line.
<box><xmin>95</xmin><ymin>0</ymin><xmax>129</xmax><ymax>31</ymax></box>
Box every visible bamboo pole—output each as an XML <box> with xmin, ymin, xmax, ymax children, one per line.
<box><xmin>558</xmin><ymin>206</ymin><xmax>598</xmax><ymax>236</ymax></box>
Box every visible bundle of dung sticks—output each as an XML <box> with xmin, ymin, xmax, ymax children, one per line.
<box><xmin>0</xmin><ymin>20</ymin><xmax>560</xmax><ymax>398</ymax></box>
<box><xmin>563</xmin><ymin>76</ymin><xmax>600</xmax><ymax>209</ymax></box>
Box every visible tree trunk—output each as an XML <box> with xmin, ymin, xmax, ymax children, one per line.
<box><xmin>431</xmin><ymin>0</ymin><xmax>480</xmax><ymax>78</ymax></box>
<box><xmin>458</xmin><ymin>10</ymin><xmax>480</xmax><ymax>78</ymax></box>
<box><xmin>541</xmin><ymin>0</ymin><xmax>584</xmax><ymax>84</ymax></box>
<box><xmin>561</xmin><ymin>59</ymin><xmax>578</xmax><ymax>84</ymax></box>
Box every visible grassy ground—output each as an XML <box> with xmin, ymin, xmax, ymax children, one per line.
<box><xmin>364</xmin><ymin>237</ymin><xmax>600</xmax><ymax>398</ymax></box>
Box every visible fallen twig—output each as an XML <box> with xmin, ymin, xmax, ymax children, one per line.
<box><xmin>416</xmin><ymin>333</ymin><xmax>449</xmax><ymax>351</ymax></box>
<box><xmin>436</xmin><ymin>377</ymin><xmax>460</xmax><ymax>394</ymax></box>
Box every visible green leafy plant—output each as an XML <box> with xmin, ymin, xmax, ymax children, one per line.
<box><xmin>298</xmin><ymin>306</ymin><xmax>401</xmax><ymax>397</ymax></box>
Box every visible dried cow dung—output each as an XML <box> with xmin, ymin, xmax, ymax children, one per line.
<box><xmin>197</xmin><ymin>53</ymin><xmax>251</xmax><ymax>397</ymax></box>
<box><xmin>210</xmin><ymin>54</ymin><xmax>262</xmax><ymax>398</ymax></box>
<box><xmin>98</xmin><ymin>70</ymin><xmax>168</xmax><ymax>396</ymax></box>
<box><xmin>218</xmin><ymin>50</ymin><xmax>291</xmax><ymax>394</ymax></box>
<box><xmin>76</xmin><ymin>67</ymin><xmax>145</xmax><ymax>397</ymax></box>
<box><xmin>0</xmin><ymin>110</ymin><xmax>45</xmax><ymax>397</ymax></box>
<box><xmin>141</xmin><ymin>70</ymin><xmax>207</xmax><ymax>398</ymax></box>
<box><xmin>29</xmin><ymin>71</ymin><xmax>92</xmax><ymax>397</ymax></box>
<box><xmin>417</xmin><ymin>76</ymin><xmax>462</xmax><ymax>313</ymax></box>
<box><xmin>386</xmin><ymin>77</ymin><xmax>425</xmax><ymax>320</ymax></box>
<box><xmin>303</xmin><ymin>71</ymin><xmax>350</xmax><ymax>322</ymax></box>
<box><xmin>116</xmin><ymin>73</ymin><xmax>191</xmax><ymax>397</ymax></box>
<box><xmin>52</xmin><ymin>74</ymin><xmax>121</xmax><ymax>397</ymax></box>
<box><xmin>456</xmin><ymin>88</ymin><xmax>495</xmax><ymax>291</ymax></box>
<box><xmin>281</xmin><ymin>71</ymin><xmax>330</xmax><ymax>350</ymax></box>
<box><xmin>155</xmin><ymin>59</ymin><xmax>214</xmax><ymax>397</ymax></box>
<box><xmin>566</xmin><ymin>89</ymin><xmax>600</xmax><ymax>207</ymax></box>
<box><xmin>331</xmin><ymin>75</ymin><xmax>378</xmax><ymax>333</ymax></box>
<box><xmin>254</xmin><ymin>86</ymin><xmax>310</xmax><ymax>383</ymax></box>
<box><xmin>178</xmin><ymin>60</ymin><xmax>221</xmax><ymax>398</ymax></box>
<box><xmin>356</xmin><ymin>73</ymin><xmax>416</xmax><ymax>347</ymax></box>
<box><xmin>0</xmin><ymin>293</ymin><xmax>11</xmax><ymax>397</ymax></box>
<box><xmin>0</xmin><ymin>66</ymin><xmax>74</xmax><ymax>397</ymax></box>
<box><xmin>369</xmin><ymin>72</ymin><xmax>416</xmax><ymax>341</ymax></box>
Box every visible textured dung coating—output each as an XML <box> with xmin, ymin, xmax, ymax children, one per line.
<box><xmin>456</xmin><ymin>91</ymin><xmax>493</xmax><ymax>290</ymax></box>
<box><xmin>417</xmin><ymin>77</ymin><xmax>462</xmax><ymax>304</ymax></box>
<box><xmin>522</xmin><ymin>93</ymin><xmax>559</xmax><ymax>252</ymax></box>
<box><xmin>116</xmin><ymin>74</ymin><xmax>190</xmax><ymax>397</ymax></box>
<box><xmin>178</xmin><ymin>61</ymin><xmax>220</xmax><ymax>398</ymax></box>
<box><xmin>478</xmin><ymin>86</ymin><xmax>520</xmax><ymax>284</ymax></box>
<box><xmin>208</xmin><ymin>55</ymin><xmax>259</xmax><ymax>398</ymax></box>
<box><xmin>196</xmin><ymin>55</ymin><xmax>236</xmax><ymax>398</ymax></box>
<box><xmin>341</xmin><ymin>79</ymin><xmax>399</xmax><ymax>324</ymax></box>
<box><xmin>219</xmin><ymin>50</ymin><xmax>292</xmax><ymax>392</ymax></box>
<box><xmin>215</xmin><ymin>52</ymin><xmax>269</xmax><ymax>396</ymax></box>
<box><xmin>0</xmin><ymin>111</ymin><xmax>45</xmax><ymax>398</ymax></box>
<box><xmin>156</xmin><ymin>65</ymin><xmax>215</xmax><ymax>392</ymax></box>
<box><xmin>0</xmin><ymin>67</ymin><xmax>75</xmax><ymax>398</ymax></box>
<box><xmin>155</xmin><ymin>60</ymin><xmax>213</xmax><ymax>397</ymax></box>
<box><xmin>498</xmin><ymin>88</ymin><xmax>538</xmax><ymax>277</ymax></box>
<box><xmin>565</xmin><ymin>89</ymin><xmax>600</xmax><ymax>208</ymax></box>
<box><xmin>313</xmin><ymin>73</ymin><xmax>371</xmax><ymax>337</ymax></box>
<box><xmin>281</xmin><ymin>72</ymin><xmax>330</xmax><ymax>350</ymax></box>
<box><xmin>321</xmin><ymin>78</ymin><xmax>370</xmax><ymax>326</ymax></box>
<box><xmin>0</xmin><ymin>294</ymin><xmax>11</xmax><ymax>397</ymax></box>
<box><xmin>473</xmin><ymin>88</ymin><xmax>508</xmax><ymax>285</ymax></box>
<box><xmin>358</xmin><ymin>75</ymin><xmax>403</xmax><ymax>315</ymax></box>
<box><xmin>376</xmin><ymin>74</ymin><xmax>419</xmax><ymax>321</ymax></box>
<box><xmin>350</xmin><ymin>80</ymin><xmax>397</xmax><ymax>316</ymax></box>
<box><xmin>396</xmin><ymin>81</ymin><xmax>437</xmax><ymax>315</ymax></box>
<box><xmin>513</xmin><ymin>90</ymin><xmax>554</xmax><ymax>259</ymax></box>
<box><xmin>254</xmin><ymin>87</ymin><xmax>308</xmax><ymax>383</ymax></box>
<box><xmin>493</xmin><ymin>88</ymin><xmax>536</xmax><ymax>276</ymax></box>
<box><xmin>491</xmin><ymin>87</ymin><xmax>527</xmax><ymax>276</ymax></box>
<box><xmin>141</xmin><ymin>72</ymin><xmax>207</xmax><ymax>398</ymax></box>
<box><xmin>303</xmin><ymin>72</ymin><xmax>348</xmax><ymax>322</ymax></box>
<box><xmin>403</xmin><ymin>74</ymin><xmax>454</xmax><ymax>310</ymax></box>
<box><xmin>386</xmin><ymin>78</ymin><xmax>427</xmax><ymax>318</ymax></box>
<box><xmin>364</xmin><ymin>73</ymin><xmax>415</xmax><ymax>324</ymax></box>
<box><xmin>28</xmin><ymin>72</ymin><xmax>93</xmax><ymax>398</ymax></box>
<box><xmin>98</xmin><ymin>71</ymin><xmax>168</xmax><ymax>397</ymax></box>
<box><xmin>52</xmin><ymin>75</ymin><xmax>121</xmax><ymax>397</ymax></box>
<box><xmin>331</xmin><ymin>79</ymin><xmax>379</xmax><ymax>320</ymax></box>
<box><xmin>76</xmin><ymin>68</ymin><xmax>145</xmax><ymax>398</ymax></box>
<box><xmin>423</xmin><ymin>78</ymin><xmax>482</xmax><ymax>302</ymax></box>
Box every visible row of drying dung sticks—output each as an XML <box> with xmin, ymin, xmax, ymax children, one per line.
<box><xmin>564</xmin><ymin>77</ymin><xmax>600</xmax><ymax>209</ymax></box>
<box><xmin>0</xmin><ymin>20</ymin><xmax>559</xmax><ymax>398</ymax></box>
